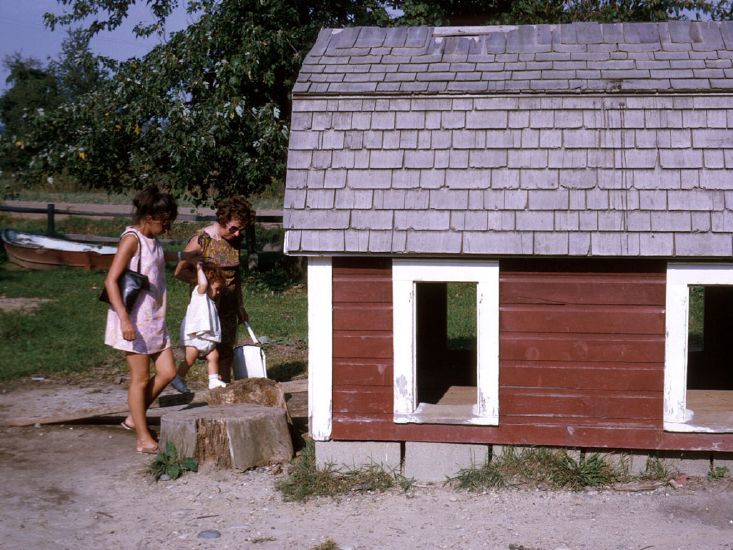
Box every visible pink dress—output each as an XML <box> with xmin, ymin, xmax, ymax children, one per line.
<box><xmin>104</xmin><ymin>227</ymin><xmax>171</xmax><ymax>354</ymax></box>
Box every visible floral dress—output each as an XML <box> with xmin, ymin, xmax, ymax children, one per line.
<box><xmin>104</xmin><ymin>227</ymin><xmax>170</xmax><ymax>354</ymax></box>
<box><xmin>197</xmin><ymin>231</ymin><xmax>242</xmax><ymax>350</ymax></box>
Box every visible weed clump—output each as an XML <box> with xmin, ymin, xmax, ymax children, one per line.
<box><xmin>275</xmin><ymin>441</ymin><xmax>413</xmax><ymax>502</ymax></box>
<box><xmin>149</xmin><ymin>441</ymin><xmax>198</xmax><ymax>481</ymax></box>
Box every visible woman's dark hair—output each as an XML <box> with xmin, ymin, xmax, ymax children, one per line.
<box><xmin>131</xmin><ymin>185</ymin><xmax>178</xmax><ymax>224</ymax></box>
<box><xmin>215</xmin><ymin>196</ymin><xmax>255</xmax><ymax>227</ymax></box>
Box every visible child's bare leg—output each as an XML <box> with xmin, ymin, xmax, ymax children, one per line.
<box><xmin>205</xmin><ymin>348</ymin><xmax>220</xmax><ymax>377</ymax></box>
<box><xmin>125</xmin><ymin>352</ymin><xmax>157</xmax><ymax>451</ymax></box>
<box><xmin>176</xmin><ymin>347</ymin><xmax>199</xmax><ymax>378</ymax></box>
<box><xmin>206</xmin><ymin>348</ymin><xmax>226</xmax><ymax>388</ymax></box>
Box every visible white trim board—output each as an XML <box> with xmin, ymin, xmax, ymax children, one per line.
<box><xmin>308</xmin><ymin>257</ymin><xmax>333</xmax><ymax>441</ymax></box>
<box><xmin>392</xmin><ymin>259</ymin><xmax>500</xmax><ymax>426</ymax></box>
<box><xmin>665</xmin><ymin>263</ymin><xmax>733</xmax><ymax>433</ymax></box>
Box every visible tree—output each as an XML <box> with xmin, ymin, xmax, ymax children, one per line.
<box><xmin>0</xmin><ymin>55</ymin><xmax>61</xmax><ymax>170</ymax></box>
<box><xmin>24</xmin><ymin>0</ymin><xmax>390</xmax><ymax>203</ymax></box>
<box><xmin>393</xmin><ymin>0</ymin><xmax>726</xmax><ymax>26</ymax></box>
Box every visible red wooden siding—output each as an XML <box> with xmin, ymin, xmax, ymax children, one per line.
<box><xmin>329</xmin><ymin>258</ymin><xmax>733</xmax><ymax>451</ymax></box>
<box><xmin>498</xmin><ymin>260</ymin><xmax>666</xmax><ymax>443</ymax></box>
<box><xmin>332</xmin><ymin>258</ymin><xmax>394</xmax><ymax>420</ymax></box>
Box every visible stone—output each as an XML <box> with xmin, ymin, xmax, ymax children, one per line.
<box><xmin>160</xmin><ymin>404</ymin><xmax>293</xmax><ymax>471</ymax></box>
<box><xmin>315</xmin><ymin>440</ymin><xmax>401</xmax><ymax>470</ymax></box>
<box><xmin>404</xmin><ymin>442</ymin><xmax>490</xmax><ymax>482</ymax></box>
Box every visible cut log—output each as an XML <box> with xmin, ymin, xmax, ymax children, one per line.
<box><xmin>159</xmin><ymin>404</ymin><xmax>293</xmax><ymax>470</ymax></box>
<box><xmin>207</xmin><ymin>378</ymin><xmax>287</xmax><ymax>409</ymax></box>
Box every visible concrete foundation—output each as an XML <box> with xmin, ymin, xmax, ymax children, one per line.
<box><xmin>404</xmin><ymin>442</ymin><xmax>490</xmax><ymax>483</ymax></box>
<box><xmin>657</xmin><ymin>450</ymin><xmax>713</xmax><ymax>477</ymax></box>
<box><xmin>315</xmin><ymin>440</ymin><xmax>729</xmax><ymax>481</ymax></box>
<box><xmin>315</xmin><ymin>440</ymin><xmax>401</xmax><ymax>471</ymax></box>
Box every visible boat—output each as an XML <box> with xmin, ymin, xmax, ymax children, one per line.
<box><xmin>0</xmin><ymin>229</ymin><xmax>117</xmax><ymax>270</ymax></box>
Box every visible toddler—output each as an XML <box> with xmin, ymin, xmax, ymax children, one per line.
<box><xmin>171</xmin><ymin>262</ymin><xmax>227</xmax><ymax>392</ymax></box>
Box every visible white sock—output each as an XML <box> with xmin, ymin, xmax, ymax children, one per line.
<box><xmin>208</xmin><ymin>374</ymin><xmax>220</xmax><ymax>381</ymax></box>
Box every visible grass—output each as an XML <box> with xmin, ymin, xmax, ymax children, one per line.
<box><xmin>0</xmin><ymin>216</ymin><xmax>306</xmax><ymax>382</ymax></box>
<box><xmin>447</xmin><ymin>282</ymin><xmax>476</xmax><ymax>351</ymax></box>
<box><xmin>0</xmin><ymin>173</ymin><xmax>284</xmax><ymax>211</ymax></box>
<box><xmin>688</xmin><ymin>285</ymin><xmax>704</xmax><ymax>350</ymax></box>
<box><xmin>275</xmin><ymin>440</ymin><xmax>414</xmax><ymax>502</ymax></box>
<box><xmin>451</xmin><ymin>447</ymin><xmax>669</xmax><ymax>491</ymax></box>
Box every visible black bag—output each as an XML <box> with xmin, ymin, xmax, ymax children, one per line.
<box><xmin>99</xmin><ymin>232</ymin><xmax>150</xmax><ymax>312</ymax></box>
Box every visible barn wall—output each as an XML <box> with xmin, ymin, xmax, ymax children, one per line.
<box><xmin>332</xmin><ymin>257</ymin><xmax>394</xmax><ymax>423</ymax></box>
<box><xmin>330</xmin><ymin>257</ymin><xmax>733</xmax><ymax>451</ymax></box>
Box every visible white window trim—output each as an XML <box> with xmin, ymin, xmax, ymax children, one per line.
<box><xmin>308</xmin><ymin>257</ymin><xmax>332</xmax><ymax>441</ymax></box>
<box><xmin>665</xmin><ymin>263</ymin><xmax>733</xmax><ymax>433</ymax></box>
<box><xmin>392</xmin><ymin>259</ymin><xmax>500</xmax><ymax>426</ymax></box>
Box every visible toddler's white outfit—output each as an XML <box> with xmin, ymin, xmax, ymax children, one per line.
<box><xmin>180</xmin><ymin>288</ymin><xmax>221</xmax><ymax>356</ymax></box>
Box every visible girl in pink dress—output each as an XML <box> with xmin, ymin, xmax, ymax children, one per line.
<box><xmin>104</xmin><ymin>186</ymin><xmax>198</xmax><ymax>454</ymax></box>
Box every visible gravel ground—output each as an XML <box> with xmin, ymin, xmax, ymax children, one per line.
<box><xmin>1</xmin><ymin>381</ymin><xmax>732</xmax><ymax>550</ymax></box>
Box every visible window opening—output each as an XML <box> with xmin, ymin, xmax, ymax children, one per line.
<box><xmin>416</xmin><ymin>282</ymin><xmax>477</xmax><ymax>406</ymax></box>
<box><xmin>392</xmin><ymin>259</ymin><xmax>499</xmax><ymax>426</ymax></box>
<box><xmin>665</xmin><ymin>264</ymin><xmax>733</xmax><ymax>433</ymax></box>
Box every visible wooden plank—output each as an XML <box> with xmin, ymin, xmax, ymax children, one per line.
<box><xmin>333</xmin><ymin>332</ymin><xmax>393</xmax><ymax>359</ymax></box>
<box><xmin>333</xmin><ymin>386</ymin><xmax>392</xmax><ymax>414</ymax></box>
<box><xmin>500</xmin><ymin>304</ymin><xmax>664</xmax><ymax>334</ymax></box>
<box><xmin>501</xmin><ymin>275</ymin><xmax>665</xmax><ymax>306</ymax></box>
<box><xmin>501</xmin><ymin>333</ymin><xmax>665</xmax><ymax>362</ymax></box>
<box><xmin>4</xmin><ymin>392</ymin><xmax>205</xmax><ymax>427</ymax></box>
<box><xmin>333</xmin><ymin>359</ymin><xmax>393</xmax><ymax>386</ymax></box>
<box><xmin>333</xmin><ymin>257</ymin><xmax>392</xmax><ymax>273</ymax></box>
<box><xmin>333</xmin><ymin>278</ymin><xmax>392</xmax><ymax>303</ymax></box>
<box><xmin>330</xmin><ymin>418</ymin><xmax>668</xmax><ymax>449</ymax></box>
<box><xmin>500</xmin><ymin>362</ymin><xmax>663</xmax><ymax>391</ymax></box>
<box><xmin>333</xmin><ymin>303</ymin><xmax>392</xmax><ymax>331</ymax></box>
<box><xmin>501</xmin><ymin>389</ymin><xmax>661</xmax><ymax>420</ymax></box>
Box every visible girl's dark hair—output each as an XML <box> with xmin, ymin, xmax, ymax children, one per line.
<box><xmin>201</xmin><ymin>261</ymin><xmax>225</xmax><ymax>286</ymax></box>
<box><xmin>131</xmin><ymin>185</ymin><xmax>178</xmax><ymax>224</ymax></box>
<box><xmin>215</xmin><ymin>196</ymin><xmax>255</xmax><ymax>227</ymax></box>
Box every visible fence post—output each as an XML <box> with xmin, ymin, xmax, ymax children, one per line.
<box><xmin>246</xmin><ymin>223</ymin><xmax>258</xmax><ymax>272</ymax></box>
<box><xmin>46</xmin><ymin>204</ymin><xmax>56</xmax><ymax>237</ymax></box>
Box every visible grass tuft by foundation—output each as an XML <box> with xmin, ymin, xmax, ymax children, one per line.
<box><xmin>640</xmin><ymin>456</ymin><xmax>676</xmax><ymax>481</ymax></box>
<box><xmin>275</xmin><ymin>441</ymin><xmax>414</xmax><ymax>502</ymax></box>
<box><xmin>452</xmin><ymin>447</ymin><xmax>631</xmax><ymax>491</ymax></box>
<box><xmin>707</xmin><ymin>465</ymin><xmax>729</xmax><ymax>481</ymax></box>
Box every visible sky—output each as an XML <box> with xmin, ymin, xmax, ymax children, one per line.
<box><xmin>0</xmin><ymin>0</ymin><xmax>191</xmax><ymax>93</ymax></box>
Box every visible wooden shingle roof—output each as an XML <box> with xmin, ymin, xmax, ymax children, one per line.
<box><xmin>284</xmin><ymin>22</ymin><xmax>733</xmax><ymax>258</ymax></box>
<box><xmin>295</xmin><ymin>22</ymin><xmax>733</xmax><ymax>95</ymax></box>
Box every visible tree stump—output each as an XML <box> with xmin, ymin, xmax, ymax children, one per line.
<box><xmin>160</xmin><ymin>404</ymin><xmax>293</xmax><ymax>470</ymax></box>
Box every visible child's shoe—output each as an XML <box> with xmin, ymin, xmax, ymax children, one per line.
<box><xmin>208</xmin><ymin>377</ymin><xmax>227</xmax><ymax>390</ymax></box>
<box><xmin>170</xmin><ymin>375</ymin><xmax>190</xmax><ymax>394</ymax></box>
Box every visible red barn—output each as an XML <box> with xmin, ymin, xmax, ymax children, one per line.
<box><xmin>284</xmin><ymin>22</ymin><xmax>733</xmax><ymax>479</ymax></box>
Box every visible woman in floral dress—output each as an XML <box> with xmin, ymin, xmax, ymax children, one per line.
<box><xmin>173</xmin><ymin>196</ymin><xmax>255</xmax><ymax>385</ymax></box>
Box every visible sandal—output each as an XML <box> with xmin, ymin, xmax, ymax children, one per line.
<box><xmin>120</xmin><ymin>419</ymin><xmax>134</xmax><ymax>431</ymax></box>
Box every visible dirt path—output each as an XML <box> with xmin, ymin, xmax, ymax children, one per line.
<box><xmin>1</xmin><ymin>381</ymin><xmax>732</xmax><ymax>550</ymax></box>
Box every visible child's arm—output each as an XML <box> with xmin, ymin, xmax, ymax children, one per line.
<box><xmin>195</xmin><ymin>262</ymin><xmax>208</xmax><ymax>295</ymax></box>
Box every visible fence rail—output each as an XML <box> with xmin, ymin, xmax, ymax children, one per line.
<box><xmin>0</xmin><ymin>202</ymin><xmax>283</xmax><ymax>238</ymax></box>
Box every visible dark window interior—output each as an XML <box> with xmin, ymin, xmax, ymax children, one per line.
<box><xmin>687</xmin><ymin>285</ymin><xmax>733</xmax><ymax>391</ymax></box>
<box><xmin>415</xmin><ymin>282</ymin><xmax>476</xmax><ymax>404</ymax></box>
